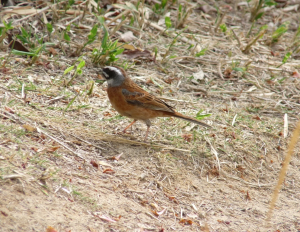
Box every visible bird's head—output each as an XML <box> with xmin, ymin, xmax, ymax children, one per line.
<box><xmin>101</xmin><ymin>66</ymin><xmax>126</xmax><ymax>87</ymax></box>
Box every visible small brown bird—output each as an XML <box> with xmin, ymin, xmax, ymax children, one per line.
<box><xmin>101</xmin><ymin>66</ymin><xmax>211</xmax><ymax>140</ymax></box>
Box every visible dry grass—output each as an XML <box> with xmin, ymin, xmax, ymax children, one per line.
<box><xmin>1</xmin><ymin>0</ymin><xmax>300</xmax><ymax>231</ymax></box>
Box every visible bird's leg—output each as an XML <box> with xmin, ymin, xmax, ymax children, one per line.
<box><xmin>144</xmin><ymin>125</ymin><xmax>150</xmax><ymax>141</ymax></box>
<box><xmin>143</xmin><ymin>119</ymin><xmax>151</xmax><ymax>141</ymax></box>
<box><xmin>123</xmin><ymin>119</ymin><xmax>137</xmax><ymax>133</ymax></box>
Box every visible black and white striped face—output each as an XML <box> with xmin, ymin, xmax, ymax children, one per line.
<box><xmin>101</xmin><ymin>66</ymin><xmax>125</xmax><ymax>87</ymax></box>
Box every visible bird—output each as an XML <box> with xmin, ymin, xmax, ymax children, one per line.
<box><xmin>101</xmin><ymin>66</ymin><xmax>211</xmax><ymax>141</ymax></box>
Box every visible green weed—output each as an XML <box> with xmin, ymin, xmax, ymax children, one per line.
<box><xmin>272</xmin><ymin>22</ymin><xmax>289</xmax><ymax>43</ymax></box>
<box><xmin>91</xmin><ymin>26</ymin><xmax>124</xmax><ymax>65</ymax></box>
<box><xmin>249</xmin><ymin>0</ymin><xmax>277</xmax><ymax>22</ymax></box>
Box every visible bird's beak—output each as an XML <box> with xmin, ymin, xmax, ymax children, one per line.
<box><xmin>99</xmin><ymin>68</ymin><xmax>107</xmax><ymax>81</ymax></box>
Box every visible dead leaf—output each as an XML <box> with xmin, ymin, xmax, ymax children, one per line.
<box><xmin>46</xmin><ymin>226</ymin><xmax>58</xmax><ymax>232</ymax></box>
<box><xmin>292</xmin><ymin>71</ymin><xmax>300</xmax><ymax>78</ymax></box>
<box><xmin>103</xmin><ymin>168</ymin><xmax>115</xmax><ymax>174</ymax></box>
<box><xmin>7</xmin><ymin>33</ymin><xmax>29</xmax><ymax>52</ymax></box>
<box><xmin>114</xmin><ymin>153</ymin><xmax>123</xmax><ymax>160</ymax></box>
<box><xmin>113</xmin><ymin>215</ymin><xmax>121</xmax><ymax>221</ymax></box>
<box><xmin>47</xmin><ymin>146</ymin><xmax>60</xmax><ymax>152</ymax></box>
<box><xmin>24</xmin><ymin>98</ymin><xmax>32</xmax><ymax>103</ymax></box>
<box><xmin>72</xmin><ymin>140</ymin><xmax>82</xmax><ymax>145</ymax></box>
<box><xmin>140</xmin><ymin>200</ymin><xmax>148</xmax><ymax>206</ymax></box>
<box><xmin>224</xmin><ymin>67</ymin><xmax>233</xmax><ymax>79</ymax></box>
<box><xmin>246</xmin><ymin>191</ymin><xmax>251</xmax><ymax>200</ymax></box>
<box><xmin>2</xmin><ymin>6</ymin><xmax>38</xmax><ymax>16</ymax></box>
<box><xmin>5</xmin><ymin>106</ymin><xmax>14</xmax><ymax>114</ymax></box>
<box><xmin>187</xmin><ymin>213</ymin><xmax>198</xmax><ymax>219</ymax></box>
<box><xmin>195</xmin><ymin>5</ymin><xmax>217</xmax><ymax>14</ymax></box>
<box><xmin>119</xmin><ymin>31</ymin><xmax>137</xmax><ymax>42</ymax></box>
<box><xmin>271</xmin><ymin>51</ymin><xmax>280</xmax><ymax>57</ymax></box>
<box><xmin>88</xmin><ymin>227</ymin><xmax>98</xmax><ymax>232</ymax></box>
<box><xmin>151</xmin><ymin>210</ymin><xmax>159</xmax><ymax>217</ymax></box>
<box><xmin>117</xmin><ymin>42</ymin><xmax>135</xmax><ymax>50</ymax></box>
<box><xmin>98</xmin><ymin>161</ymin><xmax>113</xmax><ymax>168</ymax></box>
<box><xmin>122</xmin><ymin>49</ymin><xmax>153</xmax><ymax>61</ymax></box>
<box><xmin>21</xmin><ymin>162</ymin><xmax>27</xmax><ymax>169</ymax></box>
<box><xmin>14</xmin><ymin>58</ymin><xmax>27</xmax><ymax>65</ymax></box>
<box><xmin>48</xmin><ymin>47</ymin><xmax>58</xmax><ymax>56</ymax></box>
<box><xmin>157</xmin><ymin>208</ymin><xmax>167</xmax><ymax>216</ymax></box>
<box><xmin>192</xmin><ymin>69</ymin><xmax>205</xmax><ymax>81</ymax></box>
<box><xmin>103</xmin><ymin>111</ymin><xmax>112</xmax><ymax>117</ymax></box>
<box><xmin>107</xmin><ymin>153</ymin><xmax>123</xmax><ymax>161</ymax></box>
<box><xmin>90</xmin><ymin>160</ymin><xmax>99</xmax><ymax>169</ymax></box>
<box><xmin>22</xmin><ymin>124</ymin><xmax>37</xmax><ymax>132</ymax></box>
<box><xmin>283</xmin><ymin>4</ymin><xmax>298</xmax><ymax>12</ymax></box>
<box><xmin>31</xmin><ymin>147</ymin><xmax>38</xmax><ymax>152</ymax></box>
<box><xmin>150</xmin><ymin>203</ymin><xmax>159</xmax><ymax>210</ymax></box>
<box><xmin>96</xmin><ymin>215</ymin><xmax>117</xmax><ymax>222</ymax></box>
<box><xmin>182</xmin><ymin>134</ymin><xmax>192</xmax><ymax>142</ymax></box>
<box><xmin>218</xmin><ymin>219</ymin><xmax>231</xmax><ymax>225</ymax></box>
<box><xmin>231</xmin><ymin>132</ymin><xmax>236</xmax><ymax>139</ymax></box>
<box><xmin>208</xmin><ymin>166</ymin><xmax>219</xmax><ymax>177</ymax></box>
<box><xmin>1</xmin><ymin>211</ymin><xmax>8</xmax><ymax>216</ymax></box>
<box><xmin>253</xmin><ymin>115</ymin><xmax>261</xmax><ymax>120</ymax></box>
<box><xmin>65</xmin><ymin>9</ymin><xmax>88</xmax><ymax>15</ymax></box>
<box><xmin>121</xmin><ymin>43</ymin><xmax>136</xmax><ymax>50</ymax></box>
<box><xmin>165</xmin><ymin>194</ymin><xmax>179</xmax><ymax>203</ymax></box>
<box><xmin>236</xmin><ymin>165</ymin><xmax>245</xmax><ymax>172</ymax></box>
<box><xmin>146</xmin><ymin>79</ymin><xmax>154</xmax><ymax>84</ymax></box>
<box><xmin>179</xmin><ymin>219</ymin><xmax>193</xmax><ymax>225</ymax></box>
<box><xmin>0</xmin><ymin>67</ymin><xmax>12</xmax><ymax>74</ymax></box>
<box><xmin>164</xmin><ymin>77</ymin><xmax>177</xmax><ymax>84</ymax></box>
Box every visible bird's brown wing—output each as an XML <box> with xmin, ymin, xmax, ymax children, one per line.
<box><xmin>121</xmin><ymin>87</ymin><xmax>175</xmax><ymax>113</ymax></box>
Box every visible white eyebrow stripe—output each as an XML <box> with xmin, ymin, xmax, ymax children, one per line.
<box><xmin>104</xmin><ymin>66</ymin><xmax>122</xmax><ymax>76</ymax></box>
<box><xmin>102</xmin><ymin>72</ymin><xmax>109</xmax><ymax>78</ymax></box>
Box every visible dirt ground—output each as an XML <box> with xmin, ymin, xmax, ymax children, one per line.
<box><xmin>1</xmin><ymin>0</ymin><xmax>300</xmax><ymax>231</ymax></box>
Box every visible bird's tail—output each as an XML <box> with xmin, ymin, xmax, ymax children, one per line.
<box><xmin>173</xmin><ymin>112</ymin><xmax>211</xmax><ymax>128</ymax></box>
